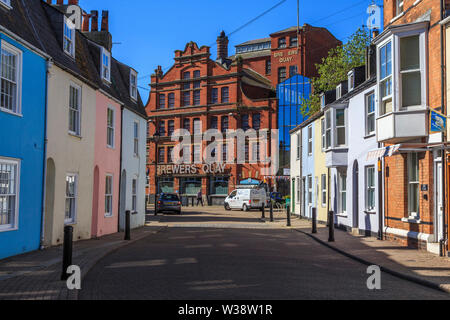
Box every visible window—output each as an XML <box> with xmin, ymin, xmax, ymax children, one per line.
<box><xmin>65</xmin><ymin>174</ymin><xmax>77</xmax><ymax>224</ymax></box>
<box><xmin>408</xmin><ymin>153</ymin><xmax>420</xmax><ymax>218</ymax></box>
<box><xmin>395</xmin><ymin>0</ymin><xmax>404</xmax><ymax>16</ymax></box>
<box><xmin>68</xmin><ymin>84</ymin><xmax>81</xmax><ymax>135</ymax></box>
<box><xmin>168</xmin><ymin>93</ymin><xmax>175</xmax><ymax>108</ymax></box>
<box><xmin>133</xmin><ymin>122</ymin><xmax>139</xmax><ymax>156</ymax></box>
<box><xmin>182</xmin><ymin>71</ymin><xmax>190</xmax><ymax>90</ymax></box>
<box><xmin>167</xmin><ymin>146</ymin><xmax>174</xmax><ymax>163</ymax></box>
<box><xmin>221</xmin><ymin>116</ymin><xmax>229</xmax><ymax>133</ymax></box>
<box><xmin>193</xmin><ymin>70</ymin><xmax>200</xmax><ymax>78</ymax></box>
<box><xmin>130</xmin><ymin>70</ymin><xmax>138</xmax><ymax>100</ymax></box>
<box><xmin>131</xmin><ymin>178</ymin><xmax>137</xmax><ymax>212</ymax></box>
<box><xmin>348</xmin><ymin>71</ymin><xmax>355</xmax><ymax>91</ymax></box>
<box><xmin>1</xmin><ymin>42</ymin><xmax>22</xmax><ymax>114</ymax></box>
<box><xmin>325</xmin><ymin>111</ymin><xmax>331</xmax><ymax>149</ymax></box>
<box><xmin>296</xmin><ymin>178</ymin><xmax>300</xmax><ymax>204</ymax></box>
<box><xmin>336</xmin><ymin>84</ymin><xmax>342</xmax><ymax>99</ymax></box>
<box><xmin>222</xmin><ymin>144</ymin><xmax>228</xmax><ymax>162</ymax></box>
<box><xmin>211</xmin><ymin>177</ymin><xmax>229</xmax><ymax>195</ymax></box>
<box><xmin>400</xmin><ymin>35</ymin><xmax>421</xmax><ymax>108</ymax></box>
<box><xmin>278</xmin><ymin>67</ymin><xmax>286</xmax><ymax>83</ymax></box>
<box><xmin>307</xmin><ymin>125</ymin><xmax>312</xmax><ymax>155</ymax></box>
<box><xmin>63</xmin><ymin>17</ymin><xmax>75</xmax><ymax>58</ymax></box>
<box><xmin>321</xmin><ymin>118</ymin><xmax>325</xmax><ymax>150</ymax></box>
<box><xmin>320</xmin><ymin>94</ymin><xmax>326</xmax><ymax>108</ymax></box>
<box><xmin>242</xmin><ymin>115</ymin><xmax>249</xmax><ymax>131</ymax></box>
<box><xmin>321</xmin><ymin>174</ymin><xmax>327</xmax><ymax>207</ymax></box>
<box><xmin>193</xmin><ymin>145</ymin><xmax>201</xmax><ymax>163</ymax></box>
<box><xmin>278</xmin><ymin>37</ymin><xmax>286</xmax><ymax>48</ymax></box>
<box><xmin>101</xmin><ymin>48</ymin><xmax>111</xmax><ymax>82</ymax></box>
<box><xmin>0</xmin><ymin>0</ymin><xmax>11</xmax><ymax>8</ymax></box>
<box><xmin>211</xmin><ymin>88</ymin><xmax>218</xmax><ymax>104</ymax></box>
<box><xmin>193</xmin><ymin>118</ymin><xmax>201</xmax><ymax>134</ymax></box>
<box><xmin>158</xmin><ymin>94</ymin><xmax>165</xmax><ymax>109</ymax></box>
<box><xmin>193</xmin><ymin>90</ymin><xmax>201</xmax><ymax>105</ymax></box>
<box><xmin>182</xmin><ymin>145</ymin><xmax>190</xmax><ymax>164</ymax></box>
<box><xmin>105</xmin><ymin>175</ymin><xmax>113</xmax><ymax>217</ymax></box>
<box><xmin>183</xmin><ymin>118</ymin><xmax>190</xmax><ymax>133</ymax></box>
<box><xmin>338</xmin><ymin>171</ymin><xmax>347</xmax><ymax>214</ymax></box>
<box><xmin>252</xmin><ymin>113</ymin><xmax>261</xmax><ymax>130</ymax></box>
<box><xmin>379</xmin><ymin>41</ymin><xmax>392</xmax><ymax>115</ymax></box>
<box><xmin>158</xmin><ymin>121</ymin><xmax>166</xmax><ymax>136</ymax></box>
<box><xmin>266</xmin><ymin>59</ymin><xmax>271</xmax><ymax>75</ymax></box>
<box><xmin>251</xmin><ymin>142</ymin><xmax>259</xmax><ymax>162</ymax></box>
<box><xmin>210</xmin><ymin>116</ymin><xmax>218</xmax><ymax>130</ymax></box>
<box><xmin>182</xmin><ymin>91</ymin><xmax>190</xmax><ymax>106</ymax></box>
<box><xmin>335</xmin><ymin>109</ymin><xmax>346</xmax><ymax>147</ymax></box>
<box><xmin>158</xmin><ymin>147</ymin><xmax>165</xmax><ymax>163</ymax></box>
<box><xmin>167</xmin><ymin>120</ymin><xmax>175</xmax><ymax>136</ymax></box>
<box><xmin>245</xmin><ymin>140</ymin><xmax>249</xmax><ymax>162</ymax></box>
<box><xmin>0</xmin><ymin>159</ymin><xmax>19</xmax><ymax>231</ymax></box>
<box><xmin>296</xmin><ymin>133</ymin><xmax>301</xmax><ymax>159</ymax></box>
<box><xmin>290</xmin><ymin>36</ymin><xmax>298</xmax><ymax>47</ymax></box>
<box><xmin>194</xmin><ymin>81</ymin><xmax>201</xmax><ymax>89</ymax></box>
<box><xmin>107</xmin><ymin>107</ymin><xmax>115</xmax><ymax>148</ymax></box>
<box><xmin>366</xmin><ymin>166</ymin><xmax>375</xmax><ymax>211</ymax></box>
<box><xmin>221</xmin><ymin>87</ymin><xmax>229</xmax><ymax>103</ymax></box>
<box><xmin>366</xmin><ymin>92</ymin><xmax>375</xmax><ymax>135</ymax></box>
<box><xmin>289</xmin><ymin>65</ymin><xmax>298</xmax><ymax>77</ymax></box>
<box><xmin>308</xmin><ymin>175</ymin><xmax>312</xmax><ymax>205</ymax></box>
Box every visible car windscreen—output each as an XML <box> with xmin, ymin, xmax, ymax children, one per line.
<box><xmin>161</xmin><ymin>194</ymin><xmax>179</xmax><ymax>201</ymax></box>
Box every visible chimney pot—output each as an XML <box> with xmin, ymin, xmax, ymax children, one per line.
<box><xmin>81</xmin><ymin>12</ymin><xmax>90</xmax><ymax>32</ymax></box>
<box><xmin>68</xmin><ymin>0</ymin><xmax>79</xmax><ymax>5</ymax></box>
<box><xmin>90</xmin><ymin>10</ymin><xmax>99</xmax><ymax>32</ymax></box>
<box><xmin>216</xmin><ymin>31</ymin><xmax>229</xmax><ymax>61</ymax></box>
<box><xmin>57</xmin><ymin>0</ymin><xmax>63</xmax><ymax>4</ymax></box>
<box><xmin>101</xmin><ymin>11</ymin><xmax>109</xmax><ymax>32</ymax></box>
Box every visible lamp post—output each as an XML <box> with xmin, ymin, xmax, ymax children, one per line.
<box><xmin>153</xmin><ymin>131</ymin><xmax>160</xmax><ymax>215</ymax></box>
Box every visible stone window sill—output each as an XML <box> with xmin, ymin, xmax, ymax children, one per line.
<box><xmin>402</xmin><ymin>217</ymin><xmax>421</xmax><ymax>224</ymax></box>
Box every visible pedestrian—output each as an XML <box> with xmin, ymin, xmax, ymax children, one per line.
<box><xmin>197</xmin><ymin>190</ymin><xmax>204</xmax><ymax>207</ymax></box>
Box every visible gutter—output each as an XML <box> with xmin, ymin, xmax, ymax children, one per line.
<box><xmin>0</xmin><ymin>27</ymin><xmax>50</xmax><ymax>60</ymax></box>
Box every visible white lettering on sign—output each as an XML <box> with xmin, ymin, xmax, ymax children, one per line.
<box><xmin>158</xmin><ymin>164</ymin><xmax>226</xmax><ymax>175</ymax></box>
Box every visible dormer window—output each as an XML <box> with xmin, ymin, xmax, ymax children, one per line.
<box><xmin>63</xmin><ymin>17</ymin><xmax>76</xmax><ymax>58</ymax></box>
<box><xmin>101</xmin><ymin>48</ymin><xmax>111</xmax><ymax>82</ymax></box>
<box><xmin>320</xmin><ymin>93</ymin><xmax>326</xmax><ymax>108</ymax></box>
<box><xmin>336</xmin><ymin>84</ymin><xmax>342</xmax><ymax>99</ymax></box>
<box><xmin>0</xmin><ymin>0</ymin><xmax>11</xmax><ymax>9</ymax></box>
<box><xmin>348</xmin><ymin>71</ymin><xmax>355</xmax><ymax>91</ymax></box>
<box><xmin>130</xmin><ymin>70</ymin><xmax>138</xmax><ymax>100</ymax></box>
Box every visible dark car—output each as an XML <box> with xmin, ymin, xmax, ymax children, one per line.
<box><xmin>155</xmin><ymin>193</ymin><xmax>182</xmax><ymax>215</ymax></box>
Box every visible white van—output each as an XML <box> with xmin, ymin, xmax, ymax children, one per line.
<box><xmin>224</xmin><ymin>187</ymin><xmax>266</xmax><ymax>211</ymax></box>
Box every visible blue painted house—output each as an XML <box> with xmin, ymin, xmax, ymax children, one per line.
<box><xmin>0</xmin><ymin>0</ymin><xmax>48</xmax><ymax>259</ymax></box>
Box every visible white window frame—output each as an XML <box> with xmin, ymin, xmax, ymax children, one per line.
<box><xmin>65</xmin><ymin>173</ymin><xmax>78</xmax><ymax>225</ymax></box>
<box><xmin>338</xmin><ymin>170</ymin><xmax>347</xmax><ymax>214</ymax></box>
<box><xmin>105</xmin><ymin>174</ymin><xmax>113</xmax><ymax>217</ymax></box>
<box><xmin>0</xmin><ymin>157</ymin><xmax>20</xmax><ymax>232</ymax></box>
<box><xmin>0</xmin><ymin>0</ymin><xmax>12</xmax><ymax>9</ymax></box>
<box><xmin>321</xmin><ymin>118</ymin><xmax>325</xmax><ymax>151</ymax></box>
<box><xmin>307</xmin><ymin>125</ymin><xmax>313</xmax><ymax>156</ymax></box>
<box><xmin>0</xmin><ymin>40</ymin><xmax>22</xmax><ymax>116</ymax></box>
<box><xmin>336</xmin><ymin>84</ymin><xmax>342</xmax><ymax>99</ymax></box>
<box><xmin>101</xmin><ymin>47</ymin><xmax>111</xmax><ymax>83</ymax></box>
<box><xmin>296</xmin><ymin>133</ymin><xmax>301</xmax><ymax>159</ymax></box>
<box><xmin>68</xmin><ymin>83</ymin><xmax>82</xmax><ymax>136</ymax></box>
<box><xmin>296</xmin><ymin>177</ymin><xmax>300</xmax><ymax>204</ymax></box>
<box><xmin>63</xmin><ymin>16</ymin><xmax>76</xmax><ymax>58</ymax></box>
<box><xmin>321</xmin><ymin>174</ymin><xmax>326</xmax><ymax>207</ymax></box>
<box><xmin>335</xmin><ymin>108</ymin><xmax>346</xmax><ymax>147</ymax></box>
<box><xmin>325</xmin><ymin>110</ymin><xmax>332</xmax><ymax>150</ymax></box>
<box><xmin>365</xmin><ymin>92</ymin><xmax>376</xmax><ymax>136</ymax></box>
<box><xmin>320</xmin><ymin>94</ymin><xmax>326</xmax><ymax>108</ymax></box>
<box><xmin>348</xmin><ymin>71</ymin><xmax>355</xmax><ymax>91</ymax></box>
<box><xmin>132</xmin><ymin>177</ymin><xmax>138</xmax><ymax>212</ymax></box>
<box><xmin>396</xmin><ymin>0</ymin><xmax>404</xmax><ymax>16</ymax></box>
<box><xmin>408</xmin><ymin>153</ymin><xmax>420</xmax><ymax>218</ymax></box>
<box><xmin>308</xmin><ymin>175</ymin><xmax>312</xmax><ymax>205</ymax></box>
<box><xmin>130</xmin><ymin>70</ymin><xmax>138</xmax><ymax>101</ymax></box>
<box><xmin>107</xmin><ymin>107</ymin><xmax>115</xmax><ymax>148</ymax></box>
<box><xmin>133</xmin><ymin>121</ymin><xmax>139</xmax><ymax>157</ymax></box>
<box><xmin>365</xmin><ymin>166</ymin><xmax>376</xmax><ymax>212</ymax></box>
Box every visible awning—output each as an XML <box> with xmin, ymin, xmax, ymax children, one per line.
<box><xmin>366</xmin><ymin>144</ymin><xmax>401</xmax><ymax>161</ymax></box>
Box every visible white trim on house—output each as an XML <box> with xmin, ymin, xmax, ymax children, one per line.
<box><xmin>101</xmin><ymin>47</ymin><xmax>111</xmax><ymax>83</ymax></box>
<box><xmin>130</xmin><ymin>69</ymin><xmax>138</xmax><ymax>101</ymax></box>
<box><xmin>63</xmin><ymin>16</ymin><xmax>76</xmax><ymax>58</ymax></box>
<box><xmin>105</xmin><ymin>174</ymin><xmax>113</xmax><ymax>217</ymax></box>
<box><xmin>0</xmin><ymin>157</ymin><xmax>20</xmax><ymax>232</ymax></box>
<box><xmin>64</xmin><ymin>173</ymin><xmax>78</xmax><ymax>225</ymax></box>
<box><xmin>0</xmin><ymin>40</ymin><xmax>23</xmax><ymax>116</ymax></box>
<box><xmin>68</xmin><ymin>82</ymin><xmax>82</xmax><ymax>137</ymax></box>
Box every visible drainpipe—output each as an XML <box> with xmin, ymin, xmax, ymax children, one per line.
<box><xmin>441</xmin><ymin>0</ymin><xmax>448</xmax><ymax>256</ymax></box>
<box><xmin>40</xmin><ymin>59</ymin><xmax>52</xmax><ymax>250</ymax></box>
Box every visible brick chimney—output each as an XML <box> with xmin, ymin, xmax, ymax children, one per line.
<box><xmin>101</xmin><ymin>10</ymin><xmax>109</xmax><ymax>32</ymax></box>
<box><xmin>82</xmin><ymin>10</ymin><xmax>113</xmax><ymax>52</ymax></box>
<box><xmin>81</xmin><ymin>12</ymin><xmax>90</xmax><ymax>32</ymax></box>
<box><xmin>216</xmin><ymin>31</ymin><xmax>229</xmax><ymax>61</ymax></box>
<box><xmin>90</xmin><ymin>10</ymin><xmax>99</xmax><ymax>32</ymax></box>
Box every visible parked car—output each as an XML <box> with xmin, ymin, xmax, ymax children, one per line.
<box><xmin>156</xmin><ymin>193</ymin><xmax>182</xmax><ymax>215</ymax></box>
<box><xmin>224</xmin><ymin>187</ymin><xmax>266</xmax><ymax>211</ymax></box>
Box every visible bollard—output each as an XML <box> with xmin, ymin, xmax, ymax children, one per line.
<box><xmin>125</xmin><ymin>210</ymin><xmax>131</xmax><ymax>240</ymax></box>
<box><xmin>328</xmin><ymin>211</ymin><xmax>335</xmax><ymax>242</ymax></box>
<box><xmin>61</xmin><ymin>225</ymin><xmax>73</xmax><ymax>281</ymax></box>
<box><xmin>269</xmin><ymin>201</ymin><xmax>274</xmax><ymax>222</ymax></box>
<box><xmin>312</xmin><ymin>207</ymin><xmax>317</xmax><ymax>234</ymax></box>
<box><xmin>286</xmin><ymin>205</ymin><xmax>291</xmax><ymax>227</ymax></box>
<box><xmin>191</xmin><ymin>197</ymin><xmax>194</xmax><ymax>207</ymax></box>
<box><xmin>261</xmin><ymin>204</ymin><xmax>265</xmax><ymax>219</ymax></box>
<box><xmin>186</xmin><ymin>196</ymin><xmax>189</xmax><ymax>207</ymax></box>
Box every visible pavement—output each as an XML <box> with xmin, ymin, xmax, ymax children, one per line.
<box><xmin>0</xmin><ymin>205</ymin><xmax>449</xmax><ymax>299</ymax></box>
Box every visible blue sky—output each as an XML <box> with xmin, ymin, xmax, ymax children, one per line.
<box><xmin>79</xmin><ymin>0</ymin><xmax>383</xmax><ymax>103</ymax></box>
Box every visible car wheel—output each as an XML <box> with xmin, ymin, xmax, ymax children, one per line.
<box><xmin>224</xmin><ymin>203</ymin><xmax>231</xmax><ymax>211</ymax></box>
<box><xmin>243</xmin><ymin>204</ymin><xmax>249</xmax><ymax>212</ymax></box>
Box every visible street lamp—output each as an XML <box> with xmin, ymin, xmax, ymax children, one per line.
<box><xmin>153</xmin><ymin>131</ymin><xmax>161</xmax><ymax>215</ymax></box>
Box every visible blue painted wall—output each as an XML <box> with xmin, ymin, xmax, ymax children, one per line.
<box><xmin>0</xmin><ymin>34</ymin><xmax>47</xmax><ymax>260</ymax></box>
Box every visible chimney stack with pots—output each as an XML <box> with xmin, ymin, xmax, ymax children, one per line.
<box><xmin>216</xmin><ymin>31</ymin><xmax>229</xmax><ymax>62</ymax></box>
<box><xmin>101</xmin><ymin>10</ymin><xmax>109</xmax><ymax>32</ymax></box>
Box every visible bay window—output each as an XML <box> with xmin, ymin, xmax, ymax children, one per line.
<box><xmin>379</xmin><ymin>41</ymin><xmax>392</xmax><ymax>115</ymax></box>
<box><xmin>335</xmin><ymin>109</ymin><xmax>346</xmax><ymax>147</ymax></box>
<box><xmin>325</xmin><ymin>111</ymin><xmax>331</xmax><ymax>149</ymax></box>
<box><xmin>400</xmin><ymin>35</ymin><xmax>421</xmax><ymax>108</ymax></box>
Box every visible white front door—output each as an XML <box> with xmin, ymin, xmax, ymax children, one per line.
<box><xmin>435</xmin><ymin>160</ymin><xmax>444</xmax><ymax>242</ymax></box>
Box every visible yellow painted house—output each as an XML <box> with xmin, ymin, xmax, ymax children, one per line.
<box><xmin>313</xmin><ymin>113</ymin><xmax>328</xmax><ymax>223</ymax></box>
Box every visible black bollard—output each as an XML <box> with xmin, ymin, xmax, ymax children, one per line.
<box><xmin>286</xmin><ymin>205</ymin><xmax>291</xmax><ymax>227</ymax></box>
<box><xmin>269</xmin><ymin>201</ymin><xmax>274</xmax><ymax>222</ymax></box>
<box><xmin>125</xmin><ymin>210</ymin><xmax>131</xmax><ymax>240</ymax></box>
<box><xmin>328</xmin><ymin>211</ymin><xmax>335</xmax><ymax>242</ymax></box>
<box><xmin>261</xmin><ymin>204</ymin><xmax>265</xmax><ymax>219</ymax></box>
<box><xmin>61</xmin><ymin>225</ymin><xmax>73</xmax><ymax>281</ymax></box>
<box><xmin>312</xmin><ymin>207</ymin><xmax>317</xmax><ymax>234</ymax></box>
<box><xmin>191</xmin><ymin>197</ymin><xmax>194</xmax><ymax>207</ymax></box>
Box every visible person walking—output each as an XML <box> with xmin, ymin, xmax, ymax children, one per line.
<box><xmin>197</xmin><ymin>190</ymin><xmax>204</xmax><ymax>207</ymax></box>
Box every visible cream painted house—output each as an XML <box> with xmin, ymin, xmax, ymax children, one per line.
<box><xmin>313</xmin><ymin>113</ymin><xmax>328</xmax><ymax>223</ymax></box>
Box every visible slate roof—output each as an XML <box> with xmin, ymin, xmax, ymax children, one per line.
<box><xmin>0</xmin><ymin>0</ymin><xmax>146</xmax><ymax>118</ymax></box>
<box><xmin>235</xmin><ymin>38</ymin><xmax>271</xmax><ymax>47</ymax></box>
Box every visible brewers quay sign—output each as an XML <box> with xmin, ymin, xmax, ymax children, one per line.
<box><xmin>157</xmin><ymin>163</ymin><xmax>228</xmax><ymax>176</ymax></box>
